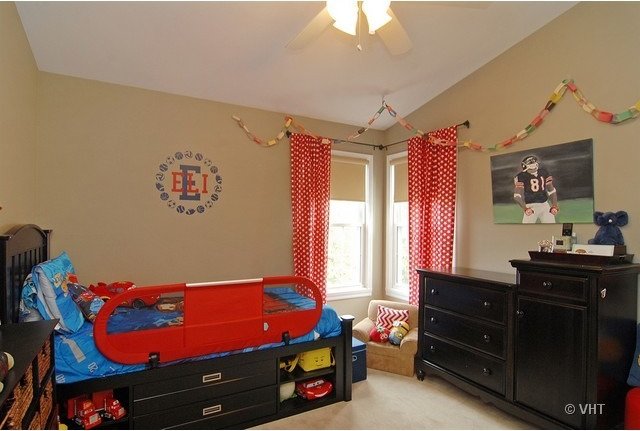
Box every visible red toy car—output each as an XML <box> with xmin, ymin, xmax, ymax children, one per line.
<box><xmin>295</xmin><ymin>378</ymin><xmax>333</xmax><ymax>400</ymax></box>
<box><xmin>89</xmin><ymin>281</ymin><xmax>159</xmax><ymax>309</ymax></box>
<box><xmin>70</xmin><ymin>398</ymin><xmax>102</xmax><ymax>429</ymax></box>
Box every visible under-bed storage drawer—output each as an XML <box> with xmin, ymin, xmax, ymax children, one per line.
<box><xmin>133</xmin><ymin>386</ymin><xmax>276</xmax><ymax>429</ymax></box>
<box><xmin>133</xmin><ymin>358</ymin><xmax>275</xmax><ymax>416</ymax></box>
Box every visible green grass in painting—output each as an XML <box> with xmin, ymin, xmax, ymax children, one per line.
<box><xmin>493</xmin><ymin>198</ymin><xmax>594</xmax><ymax>224</ymax></box>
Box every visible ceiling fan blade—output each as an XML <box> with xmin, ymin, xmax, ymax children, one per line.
<box><xmin>376</xmin><ymin>8</ymin><xmax>412</xmax><ymax>56</ymax></box>
<box><xmin>426</xmin><ymin>1</ymin><xmax>492</xmax><ymax>9</ymax></box>
<box><xmin>286</xmin><ymin>7</ymin><xmax>333</xmax><ymax>50</ymax></box>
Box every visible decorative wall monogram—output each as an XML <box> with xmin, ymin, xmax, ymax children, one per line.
<box><xmin>155</xmin><ymin>151</ymin><xmax>222</xmax><ymax>215</ymax></box>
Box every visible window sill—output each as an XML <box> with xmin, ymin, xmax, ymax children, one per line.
<box><xmin>326</xmin><ymin>289</ymin><xmax>372</xmax><ymax>302</ymax></box>
<box><xmin>385</xmin><ymin>289</ymin><xmax>409</xmax><ymax>302</ymax></box>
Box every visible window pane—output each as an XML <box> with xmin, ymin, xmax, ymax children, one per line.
<box><xmin>394</xmin><ymin>201</ymin><xmax>408</xmax><ymax>226</ymax></box>
<box><xmin>328</xmin><ymin>225</ymin><xmax>362</xmax><ymax>287</ymax></box>
<box><xmin>393</xmin><ymin>201</ymin><xmax>409</xmax><ymax>288</ymax></box>
<box><xmin>396</xmin><ymin>225</ymin><xmax>409</xmax><ymax>285</ymax></box>
<box><xmin>330</xmin><ymin>200</ymin><xmax>364</xmax><ymax>225</ymax></box>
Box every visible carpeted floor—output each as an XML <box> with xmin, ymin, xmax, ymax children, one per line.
<box><xmin>252</xmin><ymin>368</ymin><xmax>536</xmax><ymax>429</ymax></box>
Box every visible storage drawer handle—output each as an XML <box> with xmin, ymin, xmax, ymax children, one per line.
<box><xmin>542</xmin><ymin>281</ymin><xmax>553</xmax><ymax>290</ymax></box>
<box><xmin>430</xmin><ymin>288</ymin><xmax>439</xmax><ymax>296</ymax></box>
<box><xmin>429</xmin><ymin>317</ymin><xmax>437</xmax><ymax>324</ymax></box>
<box><xmin>483</xmin><ymin>334</ymin><xmax>491</xmax><ymax>343</ymax></box>
<box><xmin>429</xmin><ymin>345</ymin><xmax>436</xmax><ymax>353</ymax></box>
<box><xmin>202</xmin><ymin>372</ymin><xmax>222</xmax><ymax>383</ymax></box>
<box><xmin>202</xmin><ymin>404</ymin><xmax>222</xmax><ymax>417</ymax></box>
<box><xmin>482</xmin><ymin>367</ymin><xmax>492</xmax><ymax>376</ymax></box>
<box><xmin>482</xmin><ymin>301</ymin><xmax>491</xmax><ymax>309</ymax></box>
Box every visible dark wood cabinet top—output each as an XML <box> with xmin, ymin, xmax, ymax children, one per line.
<box><xmin>417</xmin><ymin>267</ymin><xmax>516</xmax><ymax>287</ymax></box>
<box><xmin>511</xmin><ymin>258</ymin><xmax>640</xmax><ymax>275</ymax></box>
<box><xmin>0</xmin><ymin>320</ymin><xmax>57</xmax><ymax>407</ymax></box>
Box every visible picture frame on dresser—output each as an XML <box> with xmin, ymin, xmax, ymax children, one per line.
<box><xmin>0</xmin><ymin>224</ymin><xmax>354</xmax><ymax>430</ymax></box>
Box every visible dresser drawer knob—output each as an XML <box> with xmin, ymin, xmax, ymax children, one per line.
<box><xmin>429</xmin><ymin>345</ymin><xmax>436</xmax><ymax>353</ymax></box>
<box><xmin>516</xmin><ymin>310</ymin><xmax>524</xmax><ymax>318</ymax></box>
<box><xmin>482</xmin><ymin>301</ymin><xmax>491</xmax><ymax>309</ymax></box>
<box><xmin>430</xmin><ymin>288</ymin><xmax>439</xmax><ymax>295</ymax></box>
<box><xmin>429</xmin><ymin>317</ymin><xmax>438</xmax><ymax>324</ymax></box>
<box><xmin>482</xmin><ymin>367</ymin><xmax>492</xmax><ymax>376</ymax></box>
<box><xmin>542</xmin><ymin>281</ymin><xmax>553</xmax><ymax>290</ymax></box>
<box><xmin>483</xmin><ymin>334</ymin><xmax>491</xmax><ymax>343</ymax></box>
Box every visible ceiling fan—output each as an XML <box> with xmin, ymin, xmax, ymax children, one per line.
<box><xmin>286</xmin><ymin>0</ymin><xmax>412</xmax><ymax>56</ymax></box>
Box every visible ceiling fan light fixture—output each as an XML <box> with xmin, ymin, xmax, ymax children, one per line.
<box><xmin>362</xmin><ymin>0</ymin><xmax>392</xmax><ymax>34</ymax></box>
<box><xmin>326</xmin><ymin>0</ymin><xmax>358</xmax><ymax>35</ymax></box>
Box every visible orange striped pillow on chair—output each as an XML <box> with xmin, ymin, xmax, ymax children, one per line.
<box><xmin>376</xmin><ymin>305</ymin><xmax>409</xmax><ymax>330</ymax></box>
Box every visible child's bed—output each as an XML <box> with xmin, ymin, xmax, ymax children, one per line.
<box><xmin>1</xmin><ymin>224</ymin><xmax>353</xmax><ymax>429</ymax></box>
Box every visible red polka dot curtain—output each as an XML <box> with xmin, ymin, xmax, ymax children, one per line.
<box><xmin>408</xmin><ymin>127</ymin><xmax>458</xmax><ymax>306</ymax></box>
<box><xmin>290</xmin><ymin>133</ymin><xmax>331</xmax><ymax>303</ymax></box>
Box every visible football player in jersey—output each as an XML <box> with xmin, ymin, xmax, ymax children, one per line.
<box><xmin>513</xmin><ymin>155</ymin><xmax>558</xmax><ymax>223</ymax></box>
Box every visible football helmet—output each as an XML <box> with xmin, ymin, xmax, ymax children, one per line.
<box><xmin>521</xmin><ymin>155</ymin><xmax>539</xmax><ymax>171</ymax></box>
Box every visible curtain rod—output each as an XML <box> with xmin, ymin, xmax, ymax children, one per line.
<box><xmin>286</xmin><ymin>120</ymin><xmax>470</xmax><ymax>151</ymax></box>
<box><xmin>383</xmin><ymin>120</ymin><xmax>470</xmax><ymax>149</ymax></box>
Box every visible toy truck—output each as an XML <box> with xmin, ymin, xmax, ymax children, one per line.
<box><xmin>100</xmin><ymin>397</ymin><xmax>126</xmax><ymax>420</ymax></box>
<box><xmin>71</xmin><ymin>398</ymin><xmax>102</xmax><ymax>429</ymax></box>
<box><xmin>91</xmin><ymin>389</ymin><xmax>127</xmax><ymax>421</ymax></box>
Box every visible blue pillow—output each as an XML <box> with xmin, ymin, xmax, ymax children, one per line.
<box><xmin>30</xmin><ymin>252</ymin><xmax>84</xmax><ymax>333</ymax></box>
<box><xmin>628</xmin><ymin>323</ymin><xmax>640</xmax><ymax>386</ymax></box>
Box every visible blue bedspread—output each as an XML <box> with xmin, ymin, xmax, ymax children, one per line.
<box><xmin>55</xmin><ymin>304</ymin><xmax>342</xmax><ymax>384</ymax></box>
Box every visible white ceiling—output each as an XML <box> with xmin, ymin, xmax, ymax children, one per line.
<box><xmin>16</xmin><ymin>1</ymin><xmax>577</xmax><ymax>130</ymax></box>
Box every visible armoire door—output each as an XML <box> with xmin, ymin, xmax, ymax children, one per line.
<box><xmin>514</xmin><ymin>297</ymin><xmax>587</xmax><ymax>428</ymax></box>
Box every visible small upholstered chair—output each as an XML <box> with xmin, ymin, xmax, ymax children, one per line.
<box><xmin>353</xmin><ymin>300</ymin><xmax>418</xmax><ymax>377</ymax></box>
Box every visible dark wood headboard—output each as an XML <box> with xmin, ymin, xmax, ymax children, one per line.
<box><xmin>0</xmin><ymin>225</ymin><xmax>51</xmax><ymax>324</ymax></box>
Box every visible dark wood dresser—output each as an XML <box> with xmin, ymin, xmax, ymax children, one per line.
<box><xmin>416</xmin><ymin>262</ymin><xmax>640</xmax><ymax>429</ymax></box>
<box><xmin>0</xmin><ymin>320</ymin><xmax>57</xmax><ymax>430</ymax></box>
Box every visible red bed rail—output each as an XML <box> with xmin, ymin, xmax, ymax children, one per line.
<box><xmin>93</xmin><ymin>276</ymin><xmax>322</xmax><ymax>365</ymax></box>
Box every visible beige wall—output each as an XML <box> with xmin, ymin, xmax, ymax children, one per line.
<box><xmin>6</xmin><ymin>2</ymin><xmax>640</xmax><ymax>323</ymax></box>
<box><xmin>0</xmin><ymin>2</ymin><xmax>38</xmax><ymax>231</ymax></box>
<box><xmin>385</xmin><ymin>2</ymin><xmax>640</xmax><ymax>275</ymax></box>
<box><xmin>35</xmin><ymin>72</ymin><xmax>385</xmax><ymax>322</ymax></box>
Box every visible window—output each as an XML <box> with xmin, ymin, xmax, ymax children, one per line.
<box><xmin>327</xmin><ymin>151</ymin><xmax>373</xmax><ymax>300</ymax></box>
<box><xmin>386</xmin><ymin>152</ymin><xmax>409</xmax><ymax>300</ymax></box>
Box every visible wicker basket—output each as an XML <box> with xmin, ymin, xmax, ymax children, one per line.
<box><xmin>1</xmin><ymin>364</ymin><xmax>34</xmax><ymax>430</ymax></box>
<box><xmin>37</xmin><ymin>380</ymin><xmax>53</xmax><ymax>429</ymax></box>
<box><xmin>37</xmin><ymin>339</ymin><xmax>52</xmax><ymax>384</ymax></box>
<box><xmin>26</xmin><ymin>412</ymin><xmax>40</xmax><ymax>430</ymax></box>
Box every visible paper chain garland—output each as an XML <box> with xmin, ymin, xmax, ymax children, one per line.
<box><xmin>231</xmin><ymin>115</ymin><xmax>331</xmax><ymax>147</ymax></box>
<box><xmin>232</xmin><ymin>79</ymin><xmax>639</xmax><ymax>151</ymax></box>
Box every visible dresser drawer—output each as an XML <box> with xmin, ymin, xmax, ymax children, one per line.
<box><xmin>519</xmin><ymin>271</ymin><xmax>588</xmax><ymax>302</ymax></box>
<box><xmin>423</xmin><ymin>335</ymin><xmax>505</xmax><ymax>395</ymax></box>
<box><xmin>425</xmin><ymin>307</ymin><xmax>506</xmax><ymax>359</ymax></box>
<box><xmin>425</xmin><ymin>278</ymin><xmax>507</xmax><ymax>324</ymax></box>
<box><xmin>133</xmin><ymin>386</ymin><xmax>276</xmax><ymax>429</ymax></box>
<box><xmin>133</xmin><ymin>358</ymin><xmax>275</xmax><ymax>416</ymax></box>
